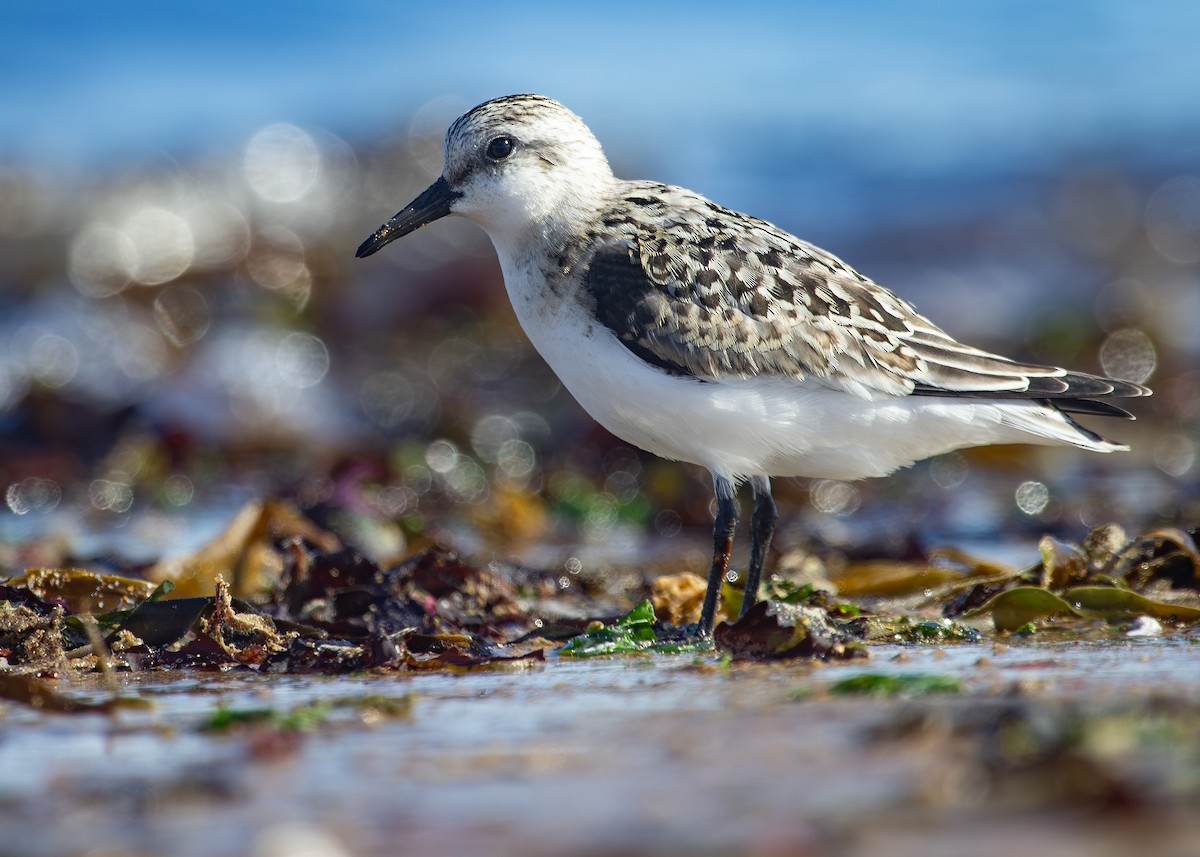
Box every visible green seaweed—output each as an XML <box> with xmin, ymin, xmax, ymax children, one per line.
<box><xmin>557</xmin><ymin>600</ymin><xmax>713</xmax><ymax>657</ymax></box>
<box><xmin>830</xmin><ymin>673</ymin><xmax>962</xmax><ymax>696</ymax></box>
<box><xmin>200</xmin><ymin>694</ymin><xmax>412</xmax><ymax>733</ymax></box>
<box><xmin>867</xmin><ymin>615</ymin><xmax>982</xmax><ymax>643</ymax></box>
<box><xmin>967</xmin><ymin>584</ymin><xmax>1200</xmax><ymax>632</ymax></box>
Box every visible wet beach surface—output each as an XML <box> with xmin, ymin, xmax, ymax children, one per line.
<box><xmin>4</xmin><ymin>641</ymin><xmax>1200</xmax><ymax>857</ymax></box>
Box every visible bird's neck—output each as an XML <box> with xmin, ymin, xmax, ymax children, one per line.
<box><xmin>486</xmin><ymin>187</ymin><xmax>614</xmax><ymax>274</ymax></box>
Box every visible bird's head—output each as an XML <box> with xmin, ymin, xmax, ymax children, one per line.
<box><xmin>356</xmin><ymin>94</ymin><xmax>614</xmax><ymax>259</ymax></box>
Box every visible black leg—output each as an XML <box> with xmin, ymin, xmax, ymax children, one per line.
<box><xmin>739</xmin><ymin>476</ymin><xmax>778</xmax><ymax>619</ymax></box>
<box><xmin>698</xmin><ymin>476</ymin><xmax>739</xmax><ymax>637</ymax></box>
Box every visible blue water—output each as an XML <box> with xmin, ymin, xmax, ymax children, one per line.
<box><xmin>4</xmin><ymin>0</ymin><xmax>1198</xmax><ymax>185</ymax></box>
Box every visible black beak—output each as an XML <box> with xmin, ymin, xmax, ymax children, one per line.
<box><xmin>355</xmin><ymin>176</ymin><xmax>461</xmax><ymax>258</ymax></box>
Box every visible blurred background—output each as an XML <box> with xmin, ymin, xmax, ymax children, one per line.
<box><xmin>1</xmin><ymin>0</ymin><xmax>1197</xmax><ymax>572</ymax></box>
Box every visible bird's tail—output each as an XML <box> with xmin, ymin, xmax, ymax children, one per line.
<box><xmin>1000</xmin><ymin>401</ymin><xmax>1130</xmax><ymax>453</ymax></box>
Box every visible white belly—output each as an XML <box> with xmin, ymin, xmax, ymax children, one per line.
<box><xmin>512</xmin><ymin>297</ymin><xmax>1078</xmax><ymax>483</ymax></box>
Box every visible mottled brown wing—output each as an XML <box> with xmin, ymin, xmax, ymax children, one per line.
<box><xmin>583</xmin><ymin>197</ymin><xmax>1148</xmax><ymax>413</ymax></box>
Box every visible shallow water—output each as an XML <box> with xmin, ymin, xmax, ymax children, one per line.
<box><xmin>3</xmin><ymin>639</ymin><xmax>1199</xmax><ymax>857</ymax></box>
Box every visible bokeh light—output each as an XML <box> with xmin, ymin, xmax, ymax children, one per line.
<box><xmin>275</xmin><ymin>332</ymin><xmax>329</xmax><ymax>389</ymax></box>
<box><xmin>653</xmin><ymin>509</ymin><xmax>682</xmax><ymax>537</ymax></box>
<box><xmin>123</xmin><ymin>207</ymin><xmax>194</xmax><ymax>285</ymax></box>
<box><xmin>929</xmin><ymin>453</ymin><xmax>969</xmax><ymax>490</ymax></box>
<box><xmin>162</xmin><ymin>474</ymin><xmax>195</xmax><ymax>507</ymax></box>
<box><xmin>69</xmin><ymin>222</ymin><xmax>136</xmax><ymax>298</ymax></box>
<box><xmin>496</xmin><ymin>439</ymin><xmax>536</xmax><ymax>481</ymax></box>
<box><xmin>581</xmin><ymin>492</ymin><xmax>619</xmax><ymax>537</ymax></box>
<box><xmin>470</xmin><ymin>414</ymin><xmax>521</xmax><ymax>463</ymax></box>
<box><xmin>154</xmin><ymin>283</ymin><xmax>212</xmax><ymax>347</ymax></box>
<box><xmin>423</xmin><ymin>439</ymin><xmax>489</xmax><ymax>504</ymax></box>
<box><xmin>425</xmin><ymin>439</ymin><xmax>457</xmax><ymax>474</ymax></box>
<box><xmin>183</xmin><ymin>198</ymin><xmax>250</xmax><ymax>270</ymax></box>
<box><xmin>1098</xmin><ymin>328</ymin><xmax>1157</xmax><ymax>384</ymax></box>
<box><xmin>1015</xmin><ymin>481</ymin><xmax>1050</xmax><ymax>516</ymax></box>
<box><xmin>88</xmin><ymin>478</ymin><xmax>134</xmax><ymax>514</ymax></box>
<box><xmin>244</xmin><ymin>123</ymin><xmax>321</xmax><ymax>204</ymax></box>
<box><xmin>5</xmin><ymin>478</ymin><xmax>61</xmax><ymax>515</ymax></box>
<box><xmin>810</xmin><ymin>480</ymin><xmax>861</xmax><ymax>518</ymax></box>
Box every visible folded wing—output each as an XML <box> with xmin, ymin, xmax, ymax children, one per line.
<box><xmin>582</xmin><ymin>188</ymin><xmax>1150</xmax><ymax>418</ymax></box>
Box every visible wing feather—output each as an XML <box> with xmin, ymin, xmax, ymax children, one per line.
<box><xmin>581</xmin><ymin>184</ymin><xmax>1150</xmax><ymax>416</ymax></box>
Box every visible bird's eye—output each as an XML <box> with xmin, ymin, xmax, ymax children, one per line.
<box><xmin>485</xmin><ymin>136</ymin><xmax>514</xmax><ymax>161</ymax></box>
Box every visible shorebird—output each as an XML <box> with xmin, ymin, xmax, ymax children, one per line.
<box><xmin>357</xmin><ymin>94</ymin><xmax>1149</xmax><ymax>637</ymax></box>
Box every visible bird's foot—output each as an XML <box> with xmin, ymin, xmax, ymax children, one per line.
<box><xmin>657</xmin><ymin>621</ymin><xmax>717</xmax><ymax>650</ymax></box>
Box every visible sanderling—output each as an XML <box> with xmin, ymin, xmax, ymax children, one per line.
<box><xmin>357</xmin><ymin>94</ymin><xmax>1150</xmax><ymax>637</ymax></box>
